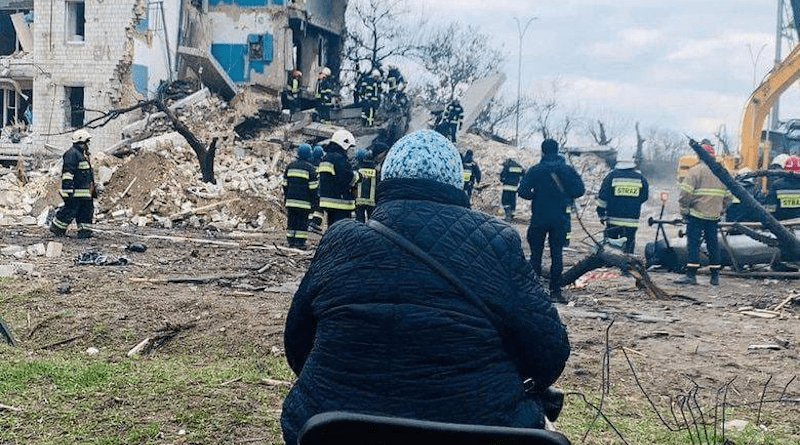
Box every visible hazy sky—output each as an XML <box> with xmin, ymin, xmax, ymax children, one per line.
<box><xmin>402</xmin><ymin>0</ymin><xmax>800</xmax><ymax>149</ymax></box>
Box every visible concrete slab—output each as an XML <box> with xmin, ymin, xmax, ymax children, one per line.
<box><xmin>177</xmin><ymin>46</ymin><xmax>238</xmax><ymax>101</ymax></box>
<box><xmin>458</xmin><ymin>74</ymin><xmax>507</xmax><ymax>139</ymax></box>
<box><xmin>9</xmin><ymin>13</ymin><xmax>32</xmax><ymax>52</ymax></box>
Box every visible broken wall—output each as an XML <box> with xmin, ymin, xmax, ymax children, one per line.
<box><xmin>29</xmin><ymin>0</ymin><xmax>143</xmax><ymax>156</ymax></box>
<box><xmin>131</xmin><ymin>0</ymin><xmax>181</xmax><ymax>99</ymax></box>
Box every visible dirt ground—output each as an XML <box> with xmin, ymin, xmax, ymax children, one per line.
<box><xmin>1</xmin><ymin>211</ymin><xmax>799</xmax><ymax>444</ymax></box>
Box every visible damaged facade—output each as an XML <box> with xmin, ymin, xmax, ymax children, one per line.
<box><xmin>0</xmin><ymin>0</ymin><xmax>346</xmax><ymax>160</ymax></box>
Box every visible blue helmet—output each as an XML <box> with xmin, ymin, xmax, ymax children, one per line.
<box><xmin>313</xmin><ymin>145</ymin><xmax>324</xmax><ymax>161</ymax></box>
<box><xmin>297</xmin><ymin>143</ymin><xmax>312</xmax><ymax>161</ymax></box>
<box><xmin>356</xmin><ymin>148</ymin><xmax>368</xmax><ymax>163</ymax></box>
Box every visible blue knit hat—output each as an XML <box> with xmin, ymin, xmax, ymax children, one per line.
<box><xmin>297</xmin><ymin>143</ymin><xmax>312</xmax><ymax>161</ymax></box>
<box><xmin>381</xmin><ymin>130</ymin><xmax>464</xmax><ymax>189</ymax></box>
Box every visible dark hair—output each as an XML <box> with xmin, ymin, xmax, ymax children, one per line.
<box><xmin>541</xmin><ymin>139</ymin><xmax>559</xmax><ymax>155</ymax></box>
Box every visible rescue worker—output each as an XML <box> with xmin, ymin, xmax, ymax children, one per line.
<box><xmin>462</xmin><ymin>149</ymin><xmax>481</xmax><ymax>204</ymax></box>
<box><xmin>726</xmin><ymin>168</ymin><xmax>763</xmax><ymax>223</ymax></box>
<box><xmin>444</xmin><ymin>99</ymin><xmax>464</xmax><ymax>143</ymax></box>
<box><xmin>354</xmin><ymin>149</ymin><xmax>378</xmax><ymax>222</ymax></box>
<box><xmin>50</xmin><ymin>129</ymin><xmax>97</xmax><ymax>239</ymax></box>
<box><xmin>285</xmin><ymin>70</ymin><xmax>302</xmax><ymax>115</ymax></box>
<box><xmin>518</xmin><ymin>139</ymin><xmax>585</xmax><ymax>302</ymax></box>
<box><xmin>361</xmin><ymin>70</ymin><xmax>382</xmax><ymax>127</ymax></box>
<box><xmin>318</xmin><ymin>129</ymin><xmax>358</xmax><ymax>227</ymax></box>
<box><xmin>315</xmin><ymin>67</ymin><xmax>334</xmax><ymax>124</ymax></box>
<box><xmin>281</xmin><ymin>144</ymin><xmax>318</xmax><ymax>249</ymax></box>
<box><xmin>675</xmin><ymin>139</ymin><xmax>732</xmax><ymax>286</ymax></box>
<box><xmin>308</xmin><ymin>145</ymin><xmax>325</xmax><ymax>232</ymax></box>
<box><xmin>499</xmin><ymin>158</ymin><xmax>524</xmax><ymax>222</ymax></box>
<box><xmin>354</xmin><ymin>66</ymin><xmax>369</xmax><ymax>106</ymax></box>
<box><xmin>386</xmin><ymin>65</ymin><xmax>406</xmax><ymax>106</ymax></box>
<box><xmin>595</xmin><ymin>157</ymin><xmax>649</xmax><ymax>253</ymax></box>
<box><xmin>766</xmin><ymin>155</ymin><xmax>800</xmax><ymax>221</ymax></box>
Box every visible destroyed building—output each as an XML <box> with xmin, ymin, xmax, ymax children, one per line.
<box><xmin>0</xmin><ymin>0</ymin><xmax>347</xmax><ymax>161</ymax></box>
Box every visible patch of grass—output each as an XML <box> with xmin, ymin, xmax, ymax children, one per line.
<box><xmin>0</xmin><ymin>348</ymin><xmax>290</xmax><ymax>444</ymax></box>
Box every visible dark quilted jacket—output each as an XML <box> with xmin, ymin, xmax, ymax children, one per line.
<box><xmin>281</xmin><ymin>178</ymin><xmax>570</xmax><ymax>444</ymax></box>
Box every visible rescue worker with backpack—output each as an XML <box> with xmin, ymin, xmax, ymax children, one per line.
<box><xmin>50</xmin><ymin>129</ymin><xmax>97</xmax><ymax>239</ymax></box>
<box><xmin>595</xmin><ymin>157</ymin><xmax>649</xmax><ymax>253</ymax></box>
<box><xmin>281</xmin><ymin>144</ymin><xmax>318</xmax><ymax>249</ymax></box>
<box><xmin>361</xmin><ymin>70</ymin><xmax>382</xmax><ymax>127</ymax></box>
<box><xmin>518</xmin><ymin>139</ymin><xmax>585</xmax><ymax>302</ymax></box>
<box><xmin>318</xmin><ymin>130</ymin><xmax>359</xmax><ymax>227</ymax></box>
<box><xmin>285</xmin><ymin>70</ymin><xmax>302</xmax><ymax>115</ymax></box>
<box><xmin>499</xmin><ymin>158</ymin><xmax>524</xmax><ymax>222</ymax></box>
<box><xmin>355</xmin><ymin>149</ymin><xmax>378</xmax><ymax>222</ymax></box>
<box><xmin>444</xmin><ymin>99</ymin><xmax>464</xmax><ymax>143</ymax></box>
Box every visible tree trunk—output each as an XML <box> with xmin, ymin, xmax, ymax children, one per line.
<box><xmin>688</xmin><ymin>141</ymin><xmax>800</xmax><ymax>260</ymax></box>
<box><xmin>154</xmin><ymin>100</ymin><xmax>217</xmax><ymax>184</ymax></box>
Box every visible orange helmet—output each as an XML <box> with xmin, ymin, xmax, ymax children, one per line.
<box><xmin>784</xmin><ymin>155</ymin><xmax>800</xmax><ymax>173</ymax></box>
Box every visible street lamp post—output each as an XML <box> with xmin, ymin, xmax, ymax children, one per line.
<box><xmin>513</xmin><ymin>16</ymin><xmax>537</xmax><ymax>148</ymax></box>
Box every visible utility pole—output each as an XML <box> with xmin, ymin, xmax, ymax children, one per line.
<box><xmin>513</xmin><ymin>16</ymin><xmax>537</xmax><ymax>148</ymax></box>
<box><xmin>772</xmin><ymin>0</ymin><xmax>784</xmax><ymax>130</ymax></box>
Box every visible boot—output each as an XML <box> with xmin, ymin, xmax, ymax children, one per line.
<box><xmin>710</xmin><ymin>269</ymin><xmax>720</xmax><ymax>286</ymax></box>
<box><xmin>76</xmin><ymin>230</ymin><xmax>93</xmax><ymax>239</ymax></box>
<box><xmin>49</xmin><ymin>223</ymin><xmax>66</xmax><ymax>237</ymax></box>
<box><xmin>674</xmin><ymin>268</ymin><xmax>697</xmax><ymax>285</ymax></box>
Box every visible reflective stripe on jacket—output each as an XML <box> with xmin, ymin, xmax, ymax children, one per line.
<box><xmin>596</xmin><ymin>169</ymin><xmax>649</xmax><ymax>227</ymax></box>
<box><xmin>283</xmin><ymin>159</ymin><xmax>318</xmax><ymax>210</ymax></box>
<box><xmin>678</xmin><ymin>163</ymin><xmax>731</xmax><ymax>221</ymax></box>
<box><xmin>60</xmin><ymin>144</ymin><xmax>94</xmax><ymax>200</ymax></box>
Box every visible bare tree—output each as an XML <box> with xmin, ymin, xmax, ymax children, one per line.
<box><xmin>413</xmin><ymin>22</ymin><xmax>505</xmax><ymax>103</ymax></box>
<box><xmin>644</xmin><ymin>126</ymin><xmax>685</xmax><ymax>162</ymax></box>
<box><xmin>635</xmin><ymin>122</ymin><xmax>646</xmax><ymax>165</ymax></box>
<box><xmin>471</xmin><ymin>94</ymin><xmax>536</xmax><ymax>140</ymax></box>
<box><xmin>343</xmin><ymin>0</ymin><xmax>418</xmax><ymax>75</ymax></box>
<box><xmin>527</xmin><ymin>80</ymin><xmax>578</xmax><ymax>147</ymax></box>
<box><xmin>714</xmin><ymin>124</ymin><xmax>731</xmax><ymax>155</ymax></box>
<box><xmin>588</xmin><ymin>120</ymin><xmax>613</xmax><ymax>146</ymax></box>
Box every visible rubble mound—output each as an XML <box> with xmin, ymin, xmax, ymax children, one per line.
<box><xmin>461</xmin><ymin>134</ymin><xmax>610</xmax><ymax>217</ymax></box>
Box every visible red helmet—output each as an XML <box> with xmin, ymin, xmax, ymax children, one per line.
<box><xmin>784</xmin><ymin>155</ymin><xmax>800</xmax><ymax>173</ymax></box>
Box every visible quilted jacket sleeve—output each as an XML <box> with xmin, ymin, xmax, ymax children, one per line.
<box><xmin>497</xmin><ymin>229</ymin><xmax>570</xmax><ymax>391</ymax></box>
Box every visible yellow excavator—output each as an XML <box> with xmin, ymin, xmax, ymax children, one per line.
<box><xmin>679</xmin><ymin>0</ymin><xmax>800</xmax><ymax>178</ymax></box>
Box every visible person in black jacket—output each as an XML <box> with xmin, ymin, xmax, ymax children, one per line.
<box><xmin>595</xmin><ymin>158</ymin><xmax>649</xmax><ymax>253</ymax></box>
<box><xmin>282</xmin><ymin>144</ymin><xmax>318</xmax><ymax>248</ymax></box>
<box><xmin>315</xmin><ymin>68</ymin><xmax>334</xmax><ymax>124</ymax></box>
<box><xmin>281</xmin><ymin>130</ymin><xmax>570</xmax><ymax>445</ymax></box>
<box><xmin>765</xmin><ymin>155</ymin><xmax>800</xmax><ymax>221</ymax></box>
<box><xmin>500</xmin><ymin>158</ymin><xmax>525</xmax><ymax>222</ymax></box>
<box><xmin>50</xmin><ymin>129</ymin><xmax>96</xmax><ymax>239</ymax></box>
<box><xmin>354</xmin><ymin>148</ymin><xmax>378</xmax><ymax>222</ymax></box>
<box><xmin>518</xmin><ymin>139</ymin><xmax>585</xmax><ymax>302</ymax></box>
<box><xmin>361</xmin><ymin>70</ymin><xmax>382</xmax><ymax>127</ymax></box>
<box><xmin>462</xmin><ymin>149</ymin><xmax>481</xmax><ymax>204</ymax></box>
<box><xmin>726</xmin><ymin>168</ymin><xmax>763</xmax><ymax>223</ymax></box>
<box><xmin>318</xmin><ymin>129</ymin><xmax>358</xmax><ymax>228</ymax></box>
<box><xmin>444</xmin><ymin>99</ymin><xmax>464</xmax><ymax>142</ymax></box>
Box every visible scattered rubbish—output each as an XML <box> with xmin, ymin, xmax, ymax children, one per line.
<box><xmin>86</xmin><ymin>347</ymin><xmax>100</xmax><ymax>355</ymax></box>
<box><xmin>75</xmin><ymin>252</ymin><xmax>129</xmax><ymax>266</ymax></box>
<box><xmin>747</xmin><ymin>344</ymin><xmax>782</xmax><ymax>350</ymax></box>
<box><xmin>127</xmin><ymin>338</ymin><xmax>152</xmax><ymax>357</ymax></box>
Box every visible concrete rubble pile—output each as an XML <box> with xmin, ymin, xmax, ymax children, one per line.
<box><xmin>0</xmin><ymin>89</ymin><xmax>307</xmax><ymax>233</ymax></box>
<box><xmin>462</xmin><ymin>134</ymin><xmax>610</xmax><ymax>218</ymax></box>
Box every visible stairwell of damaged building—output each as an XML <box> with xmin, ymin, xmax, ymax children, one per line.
<box><xmin>0</xmin><ymin>0</ymin><xmax>346</xmax><ymax>162</ymax></box>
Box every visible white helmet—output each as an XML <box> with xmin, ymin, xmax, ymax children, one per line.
<box><xmin>72</xmin><ymin>129</ymin><xmax>92</xmax><ymax>144</ymax></box>
<box><xmin>615</xmin><ymin>156</ymin><xmax>636</xmax><ymax>169</ymax></box>
<box><xmin>321</xmin><ymin>67</ymin><xmax>332</xmax><ymax>77</ymax></box>
<box><xmin>331</xmin><ymin>129</ymin><xmax>356</xmax><ymax>150</ymax></box>
<box><xmin>772</xmin><ymin>153</ymin><xmax>790</xmax><ymax>169</ymax></box>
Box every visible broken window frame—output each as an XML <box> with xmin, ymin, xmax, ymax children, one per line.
<box><xmin>0</xmin><ymin>9</ymin><xmax>32</xmax><ymax>55</ymax></box>
<box><xmin>66</xmin><ymin>1</ymin><xmax>86</xmax><ymax>43</ymax></box>
<box><xmin>65</xmin><ymin>86</ymin><xmax>85</xmax><ymax>129</ymax></box>
<box><xmin>1</xmin><ymin>88</ymin><xmax>20</xmax><ymax>127</ymax></box>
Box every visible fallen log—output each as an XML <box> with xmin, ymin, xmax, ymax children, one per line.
<box><xmin>168</xmin><ymin>198</ymin><xmax>239</xmax><ymax>221</ymax></box>
<box><xmin>561</xmin><ymin>247</ymin><xmax>675</xmax><ymax>300</ymax></box>
<box><xmin>130</xmin><ymin>273</ymin><xmax>249</xmax><ymax>284</ymax></box>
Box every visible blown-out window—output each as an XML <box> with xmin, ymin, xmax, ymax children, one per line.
<box><xmin>66</xmin><ymin>1</ymin><xmax>85</xmax><ymax>42</ymax></box>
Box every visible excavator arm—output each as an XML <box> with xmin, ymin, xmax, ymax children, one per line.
<box><xmin>740</xmin><ymin>0</ymin><xmax>800</xmax><ymax>169</ymax></box>
<box><xmin>740</xmin><ymin>43</ymin><xmax>800</xmax><ymax>169</ymax></box>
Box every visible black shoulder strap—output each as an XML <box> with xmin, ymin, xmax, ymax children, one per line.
<box><xmin>366</xmin><ymin>220</ymin><xmax>501</xmax><ymax>329</ymax></box>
